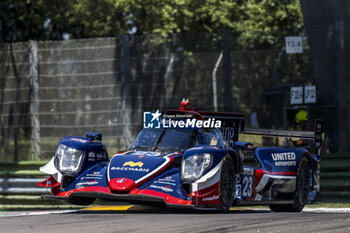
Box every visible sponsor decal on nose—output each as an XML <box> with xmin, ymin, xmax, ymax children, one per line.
<box><xmin>117</xmin><ymin>178</ymin><xmax>126</xmax><ymax>183</ymax></box>
<box><xmin>122</xmin><ymin>161</ymin><xmax>144</xmax><ymax>167</ymax></box>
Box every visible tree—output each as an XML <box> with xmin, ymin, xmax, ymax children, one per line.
<box><xmin>0</xmin><ymin>0</ymin><xmax>73</xmax><ymax>42</ymax></box>
<box><xmin>1</xmin><ymin>0</ymin><xmax>304</xmax><ymax>49</ymax></box>
<box><xmin>235</xmin><ymin>0</ymin><xmax>304</xmax><ymax>49</ymax></box>
<box><xmin>114</xmin><ymin>0</ymin><xmax>240</xmax><ymax>36</ymax></box>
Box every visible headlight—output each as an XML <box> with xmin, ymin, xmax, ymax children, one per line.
<box><xmin>55</xmin><ymin>144</ymin><xmax>84</xmax><ymax>173</ymax></box>
<box><xmin>181</xmin><ymin>153</ymin><xmax>212</xmax><ymax>181</ymax></box>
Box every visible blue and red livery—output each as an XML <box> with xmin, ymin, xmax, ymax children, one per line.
<box><xmin>38</xmin><ymin>100</ymin><xmax>323</xmax><ymax>212</ymax></box>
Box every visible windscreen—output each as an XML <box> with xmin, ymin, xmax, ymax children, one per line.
<box><xmin>131</xmin><ymin>128</ymin><xmax>198</xmax><ymax>152</ymax></box>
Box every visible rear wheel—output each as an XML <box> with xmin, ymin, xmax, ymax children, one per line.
<box><xmin>269</xmin><ymin>157</ymin><xmax>310</xmax><ymax>212</ymax></box>
<box><xmin>219</xmin><ymin>155</ymin><xmax>236</xmax><ymax>212</ymax></box>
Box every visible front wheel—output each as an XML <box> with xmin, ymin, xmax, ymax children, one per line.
<box><xmin>269</xmin><ymin>157</ymin><xmax>310</xmax><ymax>212</ymax></box>
<box><xmin>219</xmin><ymin>155</ymin><xmax>236</xmax><ymax>212</ymax></box>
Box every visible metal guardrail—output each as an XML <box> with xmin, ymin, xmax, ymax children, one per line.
<box><xmin>0</xmin><ymin>178</ymin><xmax>50</xmax><ymax>194</ymax></box>
<box><xmin>243</xmin><ymin>128</ymin><xmax>315</xmax><ymax>139</ymax></box>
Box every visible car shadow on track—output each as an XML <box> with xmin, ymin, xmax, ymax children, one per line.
<box><xmin>74</xmin><ymin>205</ymin><xmax>272</xmax><ymax>215</ymax></box>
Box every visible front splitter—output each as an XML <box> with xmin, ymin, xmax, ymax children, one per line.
<box><xmin>42</xmin><ymin>192</ymin><xmax>195</xmax><ymax>209</ymax></box>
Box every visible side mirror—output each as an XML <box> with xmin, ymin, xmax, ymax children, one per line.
<box><xmin>86</xmin><ymin>132</ymin><xmax>102</xmax><ymax>141</ymax></box>
<box><xmin>234</xmin><ymin>142</ymin><xmax>254</xmax><ymax>151</ymax></box>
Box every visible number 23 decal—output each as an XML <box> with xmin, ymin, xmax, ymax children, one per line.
<box><xmin>242</xmin><ymin>176</ymin><xmax>253</xmax><ymax>197</ymax></box>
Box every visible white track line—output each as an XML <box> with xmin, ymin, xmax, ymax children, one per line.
<box><xmin>303</xmin><ymin>207</ymin><xmax>350</xmax><ymax>213</ymax></box>
<box><xmin>2</xmin><ymin>207</ymin><xmax>350</xmax><ymax>217</ymax></box>
<box><xmin>0</xmin><ymin>209</ymin><xmax>79</xmax><ymax>217</ymax></box>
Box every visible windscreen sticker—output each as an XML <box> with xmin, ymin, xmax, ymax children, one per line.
<box><xmin>133</xmin><ymin>151</ymin><xmax>161</xmax><ymax>157</ymax></box>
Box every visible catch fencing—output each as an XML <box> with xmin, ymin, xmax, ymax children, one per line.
<box><xmin>0</xmin><ymin>32</ymin><xmax>319</xmax><ymax>162</ymax></box>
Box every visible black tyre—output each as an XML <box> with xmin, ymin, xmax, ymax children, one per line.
<box><xmin>65</xmin><ymin>197</ymin><xmax>96</xmax><ymax>206</ymax></box>
<box><xmin>269</xmin><ymin>157</ymin><xmax>310</xmax><ymax>212</ymax></box>
<box><xmin>219</xmin><ymin>155</ymin><xmax>236</xmax><ymax>212</ymax></box>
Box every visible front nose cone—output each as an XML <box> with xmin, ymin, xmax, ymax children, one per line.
<box><xmin>109</xmin><ymin>178</ymin><xmax>136</xmax><ymax>191</ymax></box>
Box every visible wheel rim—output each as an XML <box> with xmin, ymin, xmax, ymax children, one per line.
<box><xmin>220</xmin><ymin>159</ymin><xmax>235</xmax><ymax>208</ymax></box>
<box><xmin>297</xmin><ymin>161</ymin><xmax>310</xmax><ymax>205</ymax></box>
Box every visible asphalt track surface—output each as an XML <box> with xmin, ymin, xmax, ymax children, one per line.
<box><xmin>1</xmin><ymin>206</ymin><xmax>350</xmax><ymax>233</ymax></box>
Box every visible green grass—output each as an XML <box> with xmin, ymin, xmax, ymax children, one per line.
<box><xmin>239</xmin><ymin>202</ymin><xmax>350</xmax><ymax>209</ymax></box>
<box><xmin>306</xmin><ymin>202</ymin><xmax>350</xmax><ymax>208</ymax></box>
<box><xmin>0</xmin><ymin>136</ymin><xmax>128</xmax><ymax>162</ymax></box>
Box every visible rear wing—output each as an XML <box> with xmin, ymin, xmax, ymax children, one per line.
<box><xmin>242</xmin><ymin>119</ymin><xmax>323</xmax><ymax>157</ymax></box>
<box><xmin>166</xmin><ymin>100</ymin><xmax>322</xmax><ymax>157</ymax></box>
<box><xmin>242</xmin><ymin>129</ymin><xmax>314</xmax><ymax>139</ymax></box>
<box><xmin>198</xmin><ymin>111</ymin><xmax>245</xmax><ymax>148</ymax></box>
<box><xmin>164</xmin><ymin>109</ymin><xmax>245</xmax><ymax>147</ymax></box>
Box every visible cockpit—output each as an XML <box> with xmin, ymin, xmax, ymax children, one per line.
<box><xmin>131</xmin><ymin>127</ymin><xmax>225</xmax><ymax>153</ymax></box>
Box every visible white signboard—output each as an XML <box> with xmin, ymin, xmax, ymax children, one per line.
<box><xmin>291</xmin><ymin>86</ymin><xmax>303</xmax><ymax>105</ymax></box>
<box><xmin>285</xmin><ymin>36</ymin><xmax>303</xmax><ymax>54</ymax></box>
<box><xmin>304</xmin><ymin>85</ymin><xmax>316</xmax><ymax>103</ymax></box>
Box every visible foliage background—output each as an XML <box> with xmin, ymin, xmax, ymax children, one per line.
<box><xmin>1</xmin><ymin>0</ymin><xmax>304</xmax><ymax>47</ymax></box>
<box><xmin>0</xmin><ymin>0</ymin><xmax>319</xmax><ymax>161</ymax></box>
